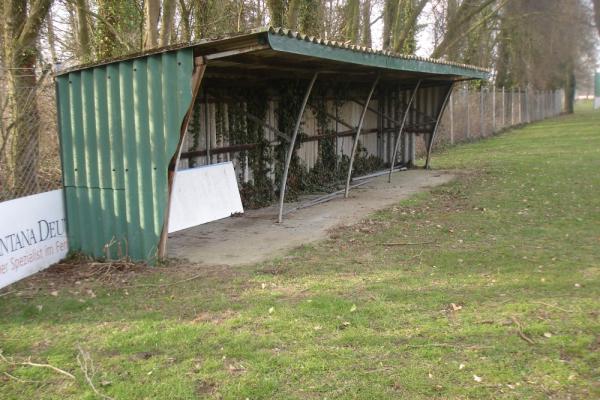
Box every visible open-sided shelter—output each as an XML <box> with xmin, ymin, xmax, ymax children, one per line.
<box><xmin>55</xmin><ymin>27</ymin><xmax>489</xmax><ymax>262</ymax></box>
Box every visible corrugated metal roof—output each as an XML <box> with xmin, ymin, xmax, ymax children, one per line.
<box><xmin>265</xmin><ymin>27</ymin><xmax>490</xmax><ymax>76</ymax></box>
<box><xmin>56</xmin><ymin>48</ymin><xmax>194</xmax><ymax>261</ymax></box>
<box><xmin>57</xmin><ymin>27</ymin><xmax>489</xmax><ymax>80</ymax></box>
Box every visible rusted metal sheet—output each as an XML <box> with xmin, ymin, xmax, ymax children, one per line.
<box><xmin>55</xmin><ymin>49</ymin><xmax>194</xmax><ymax>261</ymax></box>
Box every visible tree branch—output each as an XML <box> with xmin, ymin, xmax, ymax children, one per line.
<box><xmin>65</xmin><ymin>0</ymin><xmax>134</xmax><ymax>51</ymax></box>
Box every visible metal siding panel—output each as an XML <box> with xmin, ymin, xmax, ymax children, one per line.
<box><xmin>56</xmin><ymin>77</ymin><xmax>75</xmax><ymax>187</ymax></box>
<box><xmin>80</xmin><ymin>70</ymin><xmax>102</xmax><ymax>255</ymax></box>
<box><xmin>106</xmin><ymin>64</ymin><xmax>127</xmax><ymax>258</ymax></box>
<box><xmin>132</xmin><ymin>58</ymin><xmax>153</xmax><ymax>258</ymax></box>
<box><xmin>148</xmin><ymin>56</ymin><xmax>165</xmax><ymax>257</ymax></box>
<box><xmin>56</xmin><ymin>48</ymin><xmax>194</xmax><ymax>261</ymax></box>
<box><xmin>93</xmin><ymin>68</ymin><xmax>111</xmax><ymax>255</ymax></box>
<box><xmin>118</xmin><ymin>61</ymin><xmax>140</xmax><ymax>258</ymax></box>
<box><xmin>67</xmin><ymin>72</ymin><xmax>87</xmax><ymax>252</ymax></box>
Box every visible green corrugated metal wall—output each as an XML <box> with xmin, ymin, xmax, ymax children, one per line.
<box><xmin>56</xmin><ymin>48</ymin><xmax>194</xmax><ymax>261</ymax></box>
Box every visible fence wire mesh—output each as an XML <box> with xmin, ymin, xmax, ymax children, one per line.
<box><xmin>432</xmin><ymin>86</ymin><xmax>564</xmax><ymax>151</ymax></box>
<box><xmin>0</xmin><ymin>71</ymin><xmax>564</xmax><ymax>203</ymax></box>
<box><xmin>0</xmin><ymin>67</ymin><xmax>62</xmax><ymax>201</ymax></box>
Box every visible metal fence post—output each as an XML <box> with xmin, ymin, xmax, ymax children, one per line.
<box><xmin>492</xmin><ymin>85</ymin><xmax>496</xmax><ymax>133</ymax></box>
<box><xmin>518</xmin><ymin>87</ymin><xmax>522</xmax><ymax>124</ymax></box>
<box><xmin>480</xmin><ymin>86</ymin><xmax>484</xmax><ymax>137</ymax></box>
<box><xmin>449</xmin><ymin>90</ymin><xmax>454</xmax><ymax>144</ymax></box>
<box><xmin>525</xmin><ymin>86</ymin><xmax>529</xmax><ymax>123</ymax></box>
<box><xmin>511</xmin><ymin>87</ymin><xmax>514</xmax><ymax>126</ymax></box>
<box><xmin>502</xmin><ymin>86</ymin><xmax>505</xmax><ymax>128</ymax></box>
<box><xmin>466</xmin><ymin>87</ymin><xmax>471</xmax><ymax>139</ymax></box>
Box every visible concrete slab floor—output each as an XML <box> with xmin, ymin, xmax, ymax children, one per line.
<box><xmin>167</xmin><ymin>169</ymin><xmax>454</xmax><ymax>266</ymax></box>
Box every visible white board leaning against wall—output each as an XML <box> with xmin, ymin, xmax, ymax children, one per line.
<box><xmin>168</xmin><ymin>162</ymin><xmax>244</xmax><ymax>233</ymax></box>
<box><xmin>0</xmin><ymin>190</ymin><xmax>69</xmax><ymax>289</ymax></box>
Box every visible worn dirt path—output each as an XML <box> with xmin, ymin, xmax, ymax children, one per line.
<box><xmin>168</xmin><ymin>169</ymin><xmax>454</xmax><ymax>265</ymax></box>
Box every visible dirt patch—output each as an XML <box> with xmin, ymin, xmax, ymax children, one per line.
<box><xmin>168</xmin><ymin>169</ymin><xmax>455</xmax><ymax>266</ymax></box>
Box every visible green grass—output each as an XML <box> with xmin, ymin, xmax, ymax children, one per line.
<box><xmin>1</xmin><ymin>103</ymin><xmax>599</xmax><ymax>399</ymax></box>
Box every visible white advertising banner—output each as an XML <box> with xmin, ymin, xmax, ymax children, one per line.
<box><xmin>168</xmin><ymin>162</ymin><xmax>244</xmax><ymax>233</ymax></box>
<box><xmin>0</xmin><ymin>190</ymin><xmax>69</xmax><ymax>289</ymax></box>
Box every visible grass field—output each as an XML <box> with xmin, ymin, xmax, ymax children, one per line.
<box><xmin>1</xmin><ymin>103</ymin><xmax>599</xmax><ymax>399</ymax></box>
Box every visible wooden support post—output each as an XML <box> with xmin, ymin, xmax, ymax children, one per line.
<box><xmin>277</xmin><ymin>72</ymin><xmax>319</xmax><ymax>223</ymax></box>
<box><xmin>344</xmin><ymin>75</ymin><xmax>380</xmax><ymax>198</ymax></box>
<box><xmin>158</xmin><ymin>57</ymin><xmax>206</xmax><ymax>258</ymax></box>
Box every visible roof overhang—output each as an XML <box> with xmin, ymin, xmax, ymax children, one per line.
<box><xmin>58</xmin><ymin>28</ymin><xmax>490</xmax><ymax>83</ymax></box>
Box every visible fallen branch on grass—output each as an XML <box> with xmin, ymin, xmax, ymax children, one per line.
<box><xmin>510</xmin><ymin>316</ymin><xmax>536</xmax><ymax>345</ymax></box>
<box><xmin>533</xmin><ymin>301</ymin><xmax>573</xmax><ymax>313</ymax></box>
<box><xmin>131</xmin><ymin>272</ymin><xmax>205</xmax><ymax>288</ymax></box>
<box><xmin>76</xmin><ymin>345</ymin><xmax>114</xmax><ymax>400</ymax></box>
<box><xmin>403</xmin><ymin>343</ymin><xmax>492</xmax><ymax>349</ymax></box>
<box><xmin>380</xmin><ymin>241</ymin><xmax>438</xmax><ymax>246</ymax></box>
<box><xmin>3</xmin><ymin>371</ymin><xmax>43</xmax><ymax>383</ymax></box>
<box><xmin>0</xmin><ymin>350</ymin><xmax>75</xmax><ymax>380</ymax></box>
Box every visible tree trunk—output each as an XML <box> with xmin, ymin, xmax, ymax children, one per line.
<box><xmin>342</xmin><ymin>0</ymin><xmax>360</xmax><ymax>44</ymax></box>
<box><xmin>267</xmin><ymin>0</ymin><xmax>287</xmax><ymax>28</ymax></box>
<box><xmin>2</xmin><ymin>0</ymin><xmax>52</xmax><ymax>197</ymax></box>
<box><xmin>194</xmin><ymin>0</ymin><xmax>214</xmax><ymax>39</ymax></box>
<box><xmin>46</xmin><ymin>7</ymin><xmax>58</xmax><ymax>63</ymax></box>
<box><xmin>178</xmin><ymin>0</ymin><xmax>192</xmax><ymax>41</ymax></box>
<box><xmin>392</xmin><ymin>0</ymin><xmax>427</xmax><ymax>54</ymax></box>
<box><xmin>144</xmin><ymin>0</ymin><xmax>160</xmax><ymax>49</ymax></box>
<box><xmin>564</xmin><ymin>66</ymin><xmax>575</xmax><ymax>114</ymax></box>
<box><xmin>8</xmin><ymin>64</ymin><xmax>40</xmax><ymax>196</ymax></box>
<box><xmin>287</xmin><ymin>0</ymin><xmax>299</xmax><ymax>30</ymax></box>
<box><xmin>96</xmin><ymin>0</ymin><xmax>122</xmax><ymax>58</ymax></box>
<box><xmin>160</xmin><ymin>0</ymin><xmax>176</xmax><ymax>46</ymax></box>
<box><xmin>298</xmin><ymin>0</ymin><xmax>322</xmax><ymax>36</ymax></box>
<box><xmin>361</xmin><ymin>0</ymin><xmax>371</xmax><ymax>47</ymax></box>
<box><xmin>75</xmin><ymin>0</ymin><xmax>92</xmax><ymax>61</ymax></box>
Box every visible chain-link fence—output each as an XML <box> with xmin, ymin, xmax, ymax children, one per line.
<box><xmin>433</xmin><ymin>85</ymin><xmax>564</xmax><ymax>149</ymax></box>
<box><xmin>0</xmin><ymin>67</ymin><xmax>62</xmax><ymax>201</ymax></box>
<box><xmin>0</xmin><ymin>70</ymin><xmax>565</xmax><ymax>204</ymax></box>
